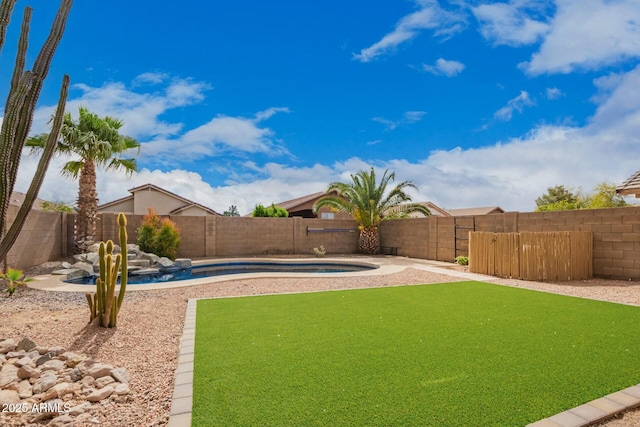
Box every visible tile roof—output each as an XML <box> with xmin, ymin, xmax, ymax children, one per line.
<box><xmin>446</xmin><ymin>206</ymin><xmax>504</xmax><ymax>216</ymax></box>
<box><xmin>616</xmin><ymin>170</ymin><xmax>640</xmax><ymax>196</ymax></box>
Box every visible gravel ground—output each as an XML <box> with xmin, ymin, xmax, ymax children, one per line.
<box><xmin>2</xmin><ymin>260</ymin><xmax>640</xmax><ymax>426</ymax></box>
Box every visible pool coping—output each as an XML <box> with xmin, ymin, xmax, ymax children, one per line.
<box><xmin>26</xmin><ymin>256</ymin><xmax>412</xmax><ymax>292</ymax></box>
<box><xmin>165</xmin><ymin>261</ymin><xmax>640</xmax><ymax>427</ymax></box>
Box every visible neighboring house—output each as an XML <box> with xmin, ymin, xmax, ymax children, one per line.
<box><xmin>616</xmin><ymin>170</ymin><xmax>640</xmax><ymax>198</ymax></box>
<box><xmin>275</xmin><ymin>192</ymin><xmax>505</xmax><ymax>219</ymax></box>
<box><xmin>445</xmin><ymin>206</ymin><xmax>505</xmax><ymax>216</ymax></box>
<box><xmin>9</xmin><ymin>191</ymin><xmax>47</xmax><ymax>210</ymax></box>
<box><xmin>98</xmin><ymin>183</ymin><xmax>220</xmax><ymax>216</ymax></box>
<box><xmin>274</xmin><ymin>191</ymin><xmax>353</xmax><ymax>219</ymax></box>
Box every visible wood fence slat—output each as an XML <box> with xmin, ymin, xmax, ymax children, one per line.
<box><xmin>470</xmin><ymin>231</ymin><xmax>592</xmax><ymax>281</ymax></box>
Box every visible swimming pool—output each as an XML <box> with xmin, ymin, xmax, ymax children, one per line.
<box><xmin>64</xmin><ymin>260</ymin><xmax>379</xmax><ymax>285</ymax></box>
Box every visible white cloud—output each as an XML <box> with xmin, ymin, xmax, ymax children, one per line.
<box><xmin>30</xmin><ymin>76</ymin><xmax>211</xmax><ymax>139</ymax></box>
<box><xmin>422</xmin><ymin>58</ymin><xmax>465</xmax><ymax>76</ymax></box>
<box><xmin>353</xmin><ymin>0</ymin><xmax>465</xmax><ymax>62</ymax></box>
<box><xmin>472</xmin><ymin>0</ymin><xmax>551</xmax><ymax>46</ymax></box>
<box><xmin>545</xmin><ymin>87</ymin><xmax>562</xmax><ymax>100</ymax></box>
<box><xmin>522</xmin><ymin>0</ymin><xmax>640</xmax><ymax>74</ymax></box>
<box><xmin>132</xmin><ymin>72</ymin><xmax>169</xmax><ymax>86</ymax></box>
<box><xmin>373</xmin><ymin>111</ymin><xmax>427</xmax><ymax>131</ymax></box>
<box><xmin>493</xmin><ymin>91</ymin><xmax>535</xmax><ymax>121</ymax></box>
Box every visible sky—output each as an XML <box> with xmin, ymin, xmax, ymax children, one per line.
<box><xmin>2</xmin><ymin>0</ymin><xmax>640</xmax><ymax>215</ymax></box>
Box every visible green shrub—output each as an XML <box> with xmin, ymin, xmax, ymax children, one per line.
<box><xmin>137</xmin><ymin>208</ymin><xmax>181</xmax><ymax>260</ymax></box>
<box><xmin>251</xmin><ymin>203</ymin><xmax>289</xmax><ymax>217</ymax></box>
<box><xmin>455</xmin><ymin>255</ymin><xmax>469</xmax><ymax>266</ymax></box>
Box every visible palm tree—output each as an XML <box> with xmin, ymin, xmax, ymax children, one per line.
<box><xmin>27</xmin><ymin>106</ymin><xmax>140</xmax><ymax>252</ymax></box>
<box><xmin>313</xmin><ymin>167</ymin><xmax>430</xmax><ymax>255</ymax></box>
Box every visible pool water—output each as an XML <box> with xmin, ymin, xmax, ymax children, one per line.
<box><xmin>64</xmin><ymin>261</ymin><xmax>377</xmax><ymax>285</ymax></box>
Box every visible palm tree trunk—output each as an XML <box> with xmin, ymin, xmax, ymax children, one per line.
<box><xmin>358</xmin><ymin>226</ymin><xmax>380</xmax><ymax>255</ymax></box>
<box><xmin>75</xmin><ymin>159</ymin><xmax>97</xmax><ymax>253</ymax></box>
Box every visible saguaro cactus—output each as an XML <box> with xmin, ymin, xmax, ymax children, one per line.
<box><xmin>0</xmin><ymin>0</ymin><xmax>73</xmax><ymax>264</ymax></box>
<box><xmin>86</xmin><ymin>213</ymin><xmax>129</xmax><ymax>328</ymax></box>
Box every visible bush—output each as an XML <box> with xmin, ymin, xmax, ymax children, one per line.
<box><xmin>137</xmin><ymin>208</ymin><xmax>181</xmax><ymax>260</ymax></box>
<box><xmin>455</xmin><ymin>256</ymin><xmax>469</xmax><ymax>266</ymax></box>
<box><xmin>251</xmin><ymin>203</ymin><xmax>289</xmax><ymax>217</ymax></box>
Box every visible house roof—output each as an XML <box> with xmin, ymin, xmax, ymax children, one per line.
<box><xmin>276</xmin><ymin>191</ymin><xmax>326</xmax><ymax>211</ymax></box>
<box><xmin>9</xmin><ymin>191</ymin><xmax>47</xmax><ymax>210</ymax></box>
<box><xmin>98</xmin><ymin>183</ymin><xmax>221</xmax><ymax>215</ymax></box>
<box><xmin>446</xmin><ymin>206</ymin><xmax>505</xmax><ymax>216</ymax></box>
<box><xmin>616</xmin><ymin>170</ymin><xmax>640</xmax><ymax>197</ymax></box>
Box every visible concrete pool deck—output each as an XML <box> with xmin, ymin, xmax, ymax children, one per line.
<box><xmin>26</xmin><ymin>255</ymin><xmax>496</xmax><ymax>293</ymax></box>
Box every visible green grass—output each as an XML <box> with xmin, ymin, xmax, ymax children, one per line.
<box><xmin>193</xmin><ymin>282</ymin><xmax>640</xmax><ymax>426</ymax></box>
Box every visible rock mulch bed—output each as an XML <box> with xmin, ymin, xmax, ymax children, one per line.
<box><xmin>0</xmin><ymin>337</ymin><xmax>131</xmax><ymax>426</ymax></box>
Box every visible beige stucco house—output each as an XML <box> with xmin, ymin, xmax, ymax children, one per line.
<box><xmin>98</xmin><ymin>183</ymin><xmax>220</xmax><ymax>216</ymax></box>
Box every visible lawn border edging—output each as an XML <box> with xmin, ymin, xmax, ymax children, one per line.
<box><xmin>167</xmin><ymin>298</ymin><xmax>197</xmax><ymax>427</ymax></box>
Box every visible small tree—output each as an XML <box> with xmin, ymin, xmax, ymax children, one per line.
<box><xmin>535</xmin><ymin>185</ymin><xmax>581</xmax><ymax>211</ymax></box>
<box><xmin>223</xmin><ymin>205</ymin><xmax>240</xmax><ymax>216</ymax></box>
<box><xmin>41</xmin><ymin>200</ymin><xmax>74</xmax><ymax>213</ymax></box>
<box><xmin>137</xmin><ymin>208</ymin><xmax>181</xmax><ymax>260</ymax></box>
<box><xmin>251</xmin><ymin>203</ymin><xmax>289</xmax><ymax>217</ymax></box>
<box><xmin>583</xmin><ymin>182</ymin><xmax>630</xmax><ymax>209</ymax></box>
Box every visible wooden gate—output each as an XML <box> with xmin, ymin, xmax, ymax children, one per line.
<box><xmin>469</xmin><ymin>231</ymin><xmax>592</xmax><ymax>281</ymax></box>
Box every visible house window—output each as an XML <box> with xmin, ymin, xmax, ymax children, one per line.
<box><xmin>320</xmin><ymin>212</ymin><xmax>335</xmax><ymax>219</ymax></box>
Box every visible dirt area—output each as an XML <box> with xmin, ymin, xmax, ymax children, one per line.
<box><xmin>2</xmin><ymin>259</ymin><xmax>640</xmax><ymax>426</ymax></box>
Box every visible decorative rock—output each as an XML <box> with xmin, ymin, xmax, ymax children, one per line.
<box><xmin>36</xmin><ymin>352</ymin><xmax>53</xmax><ymax>366</ymax></box>
<box><xmin>141</xmin><ymin>252</ymin><xmax>160</xmax><ymax>264</ymax></box>
<box><xmin>157</xmin><ymin>257</ymin><xmax>175</xmax><ymax>269</ymax></box>
<box><xmin>110</xmin><ymin>367</ymin><xmax>130</xmax><ymax>384</ymax></box>
<box><xmin>14</xmin><ymin>356</ymin><xmax>34</xmax><ymax>368</ymax></box>
<box><xmin>63</xmin><ymin>352</ymin><xmax>86</xmax><ymax>368</ymax></box>
<box><xmin>86</xmin><ymin>385</ymin><xmax>114</xmax><ymax>402</ymax></box>
<box><xmin>61</xmin><ymin>261</ymin><xmax>72</xmax><ymax>269</ymax></box>
<box><xmin>72</xmin><ymin>262</ymin><xmax>94</xmax><ymax>275</ymax></box>
<box><xmin>78</xmin><ymin>360</ymin><xmax>113</xmax><ymax>379</ymax></box>
<box><xmin>15</xmin><ymin>337</ymin><xmax>37</xmax><ymax>352</ymax></box>
<box><xmin>48</xmin><ymin>414</ymin><xmax>75</xmax><ymax>427</ymax></box>
<box><xmin>0</xmin><ymin>338</ymin><xmax>16</xmax><ymax>353</ymax></box>
<box><xmin>68</xmin><ymin>401</ymin><xmax>92</xmax><ymax>416</ymax></box>
<box><xmin>41</xmin><ymin>359</ymin><xmax>66</xmax><ymax>372</ymax></box>
<box><xmin>0</xmin><ymin>389</ymin><xmax>20</xmax><ymax>404</ymax></box>
<box><xmin>175</xmin><ymin>258</ymin><xmax>192</xmax><ymax>268</ymax></box>
<box><xmin>48</xmin><ymin>346</ymin><xmax>66</xmax><ymax>356</ymax></box>
<box><xmin>0</xmin><ymin>363</ymin><xmax>19</xmax><ymax>387</ymax></box>
<box><xmin>2</xmin><ymin>337</ymin><xmax>132</xmax><ymax>425</ymax></box>
<box><xmin>113</xmin><ymin>382</ymin><xmax>130</xmax><ymax>395</ymax></box>
<box><xmin>69</xmin><ymin>368</ymin><xmax>83</xmax><ymax>382</ymax></box>
<box><xmin>17</xmin><ymin>379</ymin><xmax>32</xmax><ymax>398</ymax></box>
<box><xmin>17</xmin><ymin>365</ymin><xmax>39</xmax><ymax>379</ymax></box>
<box><xmin>33</xmin><ymin>346</ymin><xmax>49</xmax><ymax>355</ymax></box>
<box><xmin>95</xmin><ymin>375</ymin><xmax>115</xmax><ymax>389</ymax></box>
<box><xmin>32</xmin><ymin>371</ymin><xmax>57</xmax><ymax>394</ymax></box>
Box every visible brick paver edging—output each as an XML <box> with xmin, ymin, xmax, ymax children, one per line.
<box><xmin>167</xmin><ymin>298</ymin><xmax>197</xmax><ymax>427</ymax></box>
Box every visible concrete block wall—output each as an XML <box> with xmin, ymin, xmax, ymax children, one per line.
<box><xmin>4</xmin><ymin>206</ymin><xmax>72</xmax><ymax>270</ymax></box>
<box><xmin>379</xmin><ymin>206</ymin><xmax>640</xmax><ymax>280</ymax></box>
<box><xmin>378</xmin><ymin>218</ymin><xmax>429</xmax><ymax>258</ymax></box>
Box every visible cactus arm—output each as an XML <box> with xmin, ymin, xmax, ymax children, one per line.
<box><xmin>102</xmin><ymin>254</ymin><xmax>120</xmax><ymax>327</ymax></box>
<box><xmin>0</xmin><ymin>74</ymin><xmax>69</xmax><ymax>262</ymax></box>
<box><xmin>0</xmin><ymin>0</ymin><xmax>18</xmax><ymax>53</ymax></box>
<box><xmin>5</xmin><ymin>5</ymin><xmax>29</xmax><ymax>114</ymax></box>
<box><xmin>116</xmin><ymin>213</ymin><xmax>128</xmax><ymax>309</ymax></box>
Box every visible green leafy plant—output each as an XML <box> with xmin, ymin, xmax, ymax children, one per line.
<box><xmin>137</xmin><ymin>208</ymin><xmax>181</xmax><ymax>260</ymax></box>
<box><xmin>251</xmin><ymin>203</ymin><xmax>289</xmax><ymax>217</ymax></box>
<box><xmin>1</xmin><ymin>268</ymin><xmax>33</xmax><ymax>296</ymax></box>
<box><xmin>312</xmin><ymin>245</ymin><xmax>326</xmax><ymax>257</ymax></box>
<box><xmin>40</xmin><ymin>200</ymin><xmax>74</xmax><ymax>213</ymax></box>
<box><xmin>85</xmin><ymin>212</ymin><xmax>128</xmax><ymax>327</ymax></box>
<box><xmin>455</xmin><ymin>256</ymin><xmax>469</xmax><ymax>266</ymax></box>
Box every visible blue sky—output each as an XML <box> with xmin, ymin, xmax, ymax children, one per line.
<box><xmin>4</xmin><ymin>0</ymin><xmax>640</xmax><ymax>215</ymax></box>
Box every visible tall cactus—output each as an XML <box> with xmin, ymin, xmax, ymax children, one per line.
<box><xmin>0</xmin><ymin>0</ymin><xmax>73</xmax><ymax>264</ymax></box>
<box><xmin>86</xmin><ymin>213</ymin><xmax>128</xmax><ymax>328</ymax></box>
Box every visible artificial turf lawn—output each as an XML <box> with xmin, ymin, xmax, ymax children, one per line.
<box><xmin>192</xmin><ymin>281</ymin><xmax>640</xmax><ymax>426</ymax></box>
